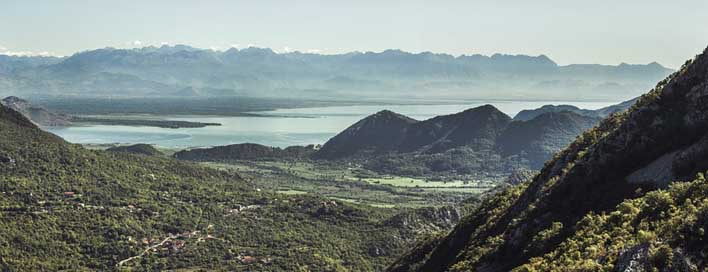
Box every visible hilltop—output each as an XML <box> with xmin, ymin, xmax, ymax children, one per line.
<box><xmin>314</xmin><ymin>110</ymin><xmax>418</xmax><ymax>159</ymax></box>
<box><xmin>388</xmin><ymin>46</ymin><xmax>708</xmax><ymax>272</ymax></box>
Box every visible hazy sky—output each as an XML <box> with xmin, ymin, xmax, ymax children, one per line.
<box><xmin>1</xmin><ymin>0</ymin><xmax>707</xmax><ymax>68</ymax></box>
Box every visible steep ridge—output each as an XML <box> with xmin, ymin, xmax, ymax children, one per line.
<box><xmin>389</xmin><ymin>47</ymin><xmax>708</xmax><ymax>271</ymax></box>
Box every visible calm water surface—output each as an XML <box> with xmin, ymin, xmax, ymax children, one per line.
<box><xmin>45</xmin><ymin>101</ymin><xmax>615</xmax><ymax>148</ymax></box>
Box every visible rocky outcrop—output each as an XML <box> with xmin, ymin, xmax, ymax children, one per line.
<box><xmin>1</xmin><ymin>96</ymin><xmax>72</xmax><ymax>126</ymax></box>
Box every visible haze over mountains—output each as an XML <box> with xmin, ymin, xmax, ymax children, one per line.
<box><xmin>0</xmin><ymin>45</ymin><xmax>672</xmax><ymax>101</ymax></box>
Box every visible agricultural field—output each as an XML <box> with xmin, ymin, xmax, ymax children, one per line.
<box><xmin>202</xmin><ymin>160</ymin><xmax>498</xmax><ymax>208</ymax></box>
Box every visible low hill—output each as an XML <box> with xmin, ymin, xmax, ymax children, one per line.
<box><xmin>174</xmin><ymin>143</ymin><xmax>317</xmax><ymax>161</ymax></box>
<box><xmin>497</xmin><ymin>111</ymin><xmax>601</xmax><ymax>168</ymax></box>
<box><xmin>106</xmin><ymin>144</ymin><xmax>164</xmax><ymax>156</ymax></box>
<box><xmin>388</xmin><ymin>46</ymin><xmax>708</xmax><ymax>272</ymax></box>
<box><xmin>513</xmin><ymin>104</ymin><xmax>598</xmax><ymax>121</ymax></box>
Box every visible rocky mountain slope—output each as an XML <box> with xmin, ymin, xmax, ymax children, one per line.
<box><xmin>0</xmin><ymin>96</ymin><xmax>72</xmax><ymax>126</ymax></box>
<box><xmin>388</xmin><ymin>47</ymin><xmax>708</xmax><ymax>272</ymax></box>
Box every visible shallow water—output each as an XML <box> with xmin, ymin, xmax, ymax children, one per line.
<box><xmin>44</xmin><ymin>101</ymin><xmax>615</xmax><ymax>148</ymax></box>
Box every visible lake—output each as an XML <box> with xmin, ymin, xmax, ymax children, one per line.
<box><xmin>44</xmin><ymin>101</ymin><xmax>616</xmax><ymax>148</ymax></box>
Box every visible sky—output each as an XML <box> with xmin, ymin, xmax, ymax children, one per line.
<box><xmin>1</xmin><ymin>0</ymin><xmax>707</xmax><ymax>68</ymax></box>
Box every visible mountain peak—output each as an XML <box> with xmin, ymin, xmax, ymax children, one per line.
<box><xmin>314</xmin><ymin>110</ymin><xmax>417</xmax><ymax>159</ymax></box>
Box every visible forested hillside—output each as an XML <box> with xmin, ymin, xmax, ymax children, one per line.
<box><xmin>0</xmin><ymin>103</ymin><xmax>452</xmax><ymax>271</ymax></box>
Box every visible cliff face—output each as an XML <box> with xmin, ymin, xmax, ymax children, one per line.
<box><xmin>388</xmin><ymin>47</ymin><xmax>708</xmax><ymax>272</ymax></box>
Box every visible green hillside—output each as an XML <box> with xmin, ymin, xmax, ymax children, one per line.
<box><xmin>0</xmin><ymin>103</ymin><xmax>449</xmax><ymax>271</ymax></box>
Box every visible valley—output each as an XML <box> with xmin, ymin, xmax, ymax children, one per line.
<box><xmin>202</xmin><ymin>160</ymin><xmax>494</xmax><ymax>208</ymax></box>
<box><xmin>2</xmin><ymin>1</ymin><xmax>706</xmax><ymax>271</ymax></box>
<box><xmin>0</xmin><ymin>37</ymin><xmax>704</xmax><ymax>272</ymax></box>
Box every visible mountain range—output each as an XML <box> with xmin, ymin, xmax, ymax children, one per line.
<box><xmin>388</xmin><ymin>46</ymin><xmax>708</xmax><ymax>272</ymax></box>
<box><xmin>315</xmin><ymin>104</ymin><xmax>611</xmax><ymax>172</ymax></box>
<box><xmin>0</xmin><ymin>45</ymin><xmax>673</xmax><ymax>101</ymax></box>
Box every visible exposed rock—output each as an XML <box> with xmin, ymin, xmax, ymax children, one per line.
<box><xmin>0</xmin><ymin>154</ymin><xmax>15</xmax><ymax>165</ymax></box>
<box><xmin>615</xmin><ymin>243</ymin><xmax>651</xmax><ymax>272</ymax></box>
<box><xmin>503</xmin><ymin>169</ymin><xmax>539</xmax><ymax>185</ymax></box>
<box><xmin>1</xmin><ymin>96</ymin><xmax>72</xmax><ymax>126</ymax></box>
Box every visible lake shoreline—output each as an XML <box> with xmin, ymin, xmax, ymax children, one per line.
<box><xmin>43</xmin><ymin>100</ymin><xmax>618</xmax><ymax>149</ymax></box>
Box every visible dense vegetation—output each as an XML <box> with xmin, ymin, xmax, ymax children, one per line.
<box><xmin>106</xmin><ymin>144</ymin><xmax>164</xmax><ymax>156</ymax></box>
<box><xmin>389</xmin><ymin>47</ymin><xmax>708</xmax><ymax>271</ymax></box>
<box><xmin>516</xmin><ymin>174</ymin><xmax>707</xmax><ymax>271</ymax></box>
<box><xmin>0</xmin><ymin>104</ymin><xmax>455</xmax><ymax>271</ymax></box>
<box><xmin>175</xmin><ymin>143</ymin><xmax>318</xmax><ymax>162</ymax></box>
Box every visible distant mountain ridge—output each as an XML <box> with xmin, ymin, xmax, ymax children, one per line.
<box><xmin>0</xmin><ymin>45</ymin><xmax>672</xmax><ymax>101</ymax></box>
